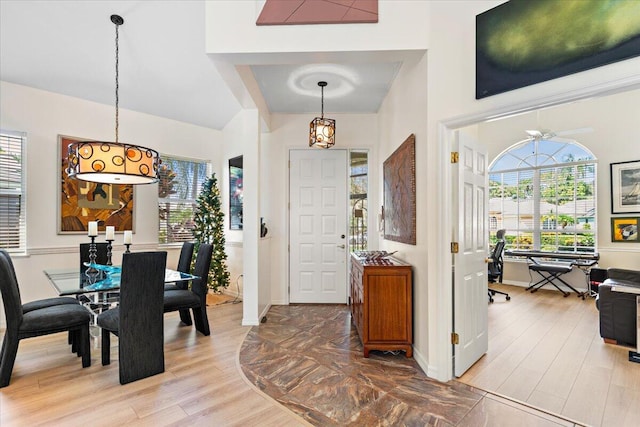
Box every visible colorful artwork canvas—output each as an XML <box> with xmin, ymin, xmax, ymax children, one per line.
<box><xmin>59</xmin><ymin>135</ymin><xmax>134</xmax><ymax>233</ymax></box>
<box><xmin>476</xmin><ymin>0</ymin><xmax>640</xmax><ymax>99</ymax></box>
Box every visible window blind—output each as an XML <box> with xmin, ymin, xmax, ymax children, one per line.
<box><xmin>0</xmin><ymin>131</ymin><xmax>26</xmax><ymax>253</ymax></box>
<box><xmin>158</xmin><ymin>155</ymin><xmax>209</xmax><ymax>244</ymax></box>
<box><xmin>490</xmin><ymin>143</ymin><xmax>596</xmax><ymax>254</ymax></box>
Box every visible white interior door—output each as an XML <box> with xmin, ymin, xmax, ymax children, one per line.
<box><xmin>453</xmin><ymin>130</ymin><xmax>489</xmax><ymax>377</ymax></box>
<box><xmin>289</xmin><ymin>149</ymin><xmax>348</xmax><ymax>303</ymax></box>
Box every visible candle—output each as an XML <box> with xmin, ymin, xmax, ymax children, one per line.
<box><xmin>123</xmin><ymin>230</ymin><xmax>132</xmax><ymax>245</ymax></box>
<box><xmin>105</xmin><ymin>226</ymin><xmax>115</xmax><ymax>241</ymax></box>
<box><xmin>88</xmin><ymin>221</ymin><xmax>98</xmax><ymax>237</ymax></box>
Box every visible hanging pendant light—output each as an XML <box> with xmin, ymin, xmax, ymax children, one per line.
<box><xmin>67</xmin><ymin>15</ymin><xmax>160</xmax><ymax>185</ymax></box>
<box><xmin>309</xmin><ymin>81</ymin><xmax>335</xmax><ymax>149</ymax></box>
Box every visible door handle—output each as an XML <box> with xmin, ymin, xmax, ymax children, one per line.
<box><xmin>337</xmin><ymin>244</ymin><xmax>346</xmax><ymax>249</ymax></box>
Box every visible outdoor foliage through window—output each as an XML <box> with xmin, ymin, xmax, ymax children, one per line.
<box><xmin>158</xmin><ymin>155</ymin><xmax>209</xmax><ymax>244</ymax></box>
<box><xmin>489</xmin><ymin>139</ymin><xmax>596</xmax><ymax>253</ymax></box>
<box><xmin>350</xmin><ymin>150</ymin><xmax>368</xmax><ymax>251</ymax></box>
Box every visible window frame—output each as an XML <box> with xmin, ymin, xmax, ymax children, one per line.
<box><xmin>0</xmin><ymin>130</ymin><xmax>27</xmax><ymax>254</ymax></box>
<box><xmin>157</xmin><ymin>154</ymin><xmax>211</xmax><ymax>245</ymax></box>
<box><xmin>489</xmin><ymin>139</ymin><xmax>597</xmax><ymax>254</ymax></box>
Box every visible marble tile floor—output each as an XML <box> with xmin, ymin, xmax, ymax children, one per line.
<box><xmin>239</xmin><ymin>304</ymin><xmax>586</xmax><ymax>426</ymax></box>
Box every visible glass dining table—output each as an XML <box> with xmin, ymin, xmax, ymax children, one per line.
<box><xmin>44</xmin><ymin>263</ymin><xmax>197</xmax><ymax>333</ymax></box>
<box><xmin>44</xmin><ymin>263</ymin><xmax>197</xmax><ymax>296</ymax></box>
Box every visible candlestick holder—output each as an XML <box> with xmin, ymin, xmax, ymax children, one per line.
<box><xmin>106</xmin><ymin>239</ymin><xmax>114</xmax><ymax>265</ymax></box>
<box><xmin>124</xmin><ymin>243</ymin><xmax>131</xmax><ymax>254</ymax></box>
<box><xmin>85</xmin><ymin>236</ymin><xmax>99</xmax><ymax>279</ymax></box>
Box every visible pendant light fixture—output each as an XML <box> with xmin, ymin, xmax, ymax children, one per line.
<box><xmin>67</xmin><ymin>14</ymin><xmax>160</xmax><ymax>185</ymax></box>
<box><xmin>309</xmin><ymin>81</ymin><xmax>335</xmax><ymax>149</ymax></box>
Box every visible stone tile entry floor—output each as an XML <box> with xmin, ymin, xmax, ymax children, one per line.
<box><xmin>239</xmin><ymin>304</ymin><xmax>584</xmax><ymax>426</ymax></box>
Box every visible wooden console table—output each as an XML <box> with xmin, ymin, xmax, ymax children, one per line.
<box><xmin>350</xmin><ymin>254</ymin><xmax>413</xmax><ymax>357</ymax></box>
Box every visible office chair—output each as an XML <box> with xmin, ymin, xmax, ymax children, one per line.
<box><xmin>488</xmin><ymin>230</ymin><xmax>510</xmax><ymax>303</ymax></box>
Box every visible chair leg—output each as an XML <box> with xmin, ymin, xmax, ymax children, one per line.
<box><xmin>192</xmin><ymin>306</ymin><xmax>210</xmax><ymax>336</ymax></box>
<box><xmin>0</xmin><ymin>333</ymin><xmax>7</xmax><ymax>365</ymax></box>
<box><xmin>72</xmin><ymin>330</ymin><xmax>80</xmax><ymax>356</ymax></box>
<box><xmin>81</xmin><ymin>325</ymin><xmax>91</xmax><ymax>368</ymax></box>
<box><xmin>0</xmin><ymin>333</ymin><xmax>19</xmax><ymax>388</ymax></box>
<box><xmin>101</xmin><ymin>329</ymin><xmax>111</xmax><ymax>366</ymax></box>
<box><xmin>179</xmin><ymin>309</ymin><xmax>193</xmax><ymax>326</ymax></box>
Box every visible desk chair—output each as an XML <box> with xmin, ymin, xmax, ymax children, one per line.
<box><xmin>97</xmin><ymin>251</ymin><xmax>167</xmax><ymax>384</ymax></box>
<box><xmin>163</xmin><ymin>243</ymin><xmax>213</xmax><ymax>336</ymax></box>
<box><xmin>0</xmin><ymin>250</ymin><xmax>91</xmax><ymax>388</ymax></box>
<box><xmin>488</xmin><ymin>232</ymin><xmax>510</xmax><ymax>303</ymax></box>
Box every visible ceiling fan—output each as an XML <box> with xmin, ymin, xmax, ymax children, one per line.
<box><xmin>517</xmin><ymin>127</ymin><xmax>593</xmax><ymax>144</ymax></box>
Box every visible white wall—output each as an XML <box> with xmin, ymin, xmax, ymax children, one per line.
<box><xmin>222</xmin><ymin>109</ymin><xmax>265</xmax><ymax>324</ymax></box>
<box><xmin>377</xmin><ymin>53</ymin><xmax>429</xmax><ymax>371</ymax></box>
<box><xmin>0</xmin><ymin>81</ymin><xmax>222</xmax><ymax>326</ymax></box>
<box><xmin>206</xmin><ymin>0</ymin><xmax>429</xmax><ymax>54</ymax></box>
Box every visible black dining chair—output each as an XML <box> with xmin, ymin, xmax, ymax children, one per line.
<box><xmin>0</xmin><ymin>249</ymin><xmax>91</xmax><ymax>388</ymax></box>
<box><xmin>164</xmin><ymin>242</ymin><xmax>194</xmax><ymax>292</ymax></box>
<box><xmin>163</xmin><ymin>243</ymin><xmax>213</xmax><ymax>336</ymax></box>
<box><xmin>97</xmin><ymin>251</ymin><xmax>167</xmax><ymax>385</ymax></box>
<box><xmin>164</xmin><ymin>242</ymin><xmax>195</xmax><ymax>325</ymax></box>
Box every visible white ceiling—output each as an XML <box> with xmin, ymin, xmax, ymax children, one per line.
<box><xmin>0</xmin><ymin>1</ymin><xmax>403</xmax><ymax>130</ymax></box>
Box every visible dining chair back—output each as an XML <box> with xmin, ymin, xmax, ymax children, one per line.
<box><xmin>0</xmin><ymin>249</ymin><xmax>90</xmax><ymax>388</ymax></box>
<box><xmin>164</xmin><ymin>242</ymin><xmax>194</xmax><ymax>291</ymax></box>
<box><xmin>177</xmin><ymin>242</ymin><xmax>195</xmax><ymax>275</ymax></box>
<box><xmin>163</xmin><ymin>243</ymin><xmax>213</xmax><ymax>336</ymax></box>
<box><xmin>97</xmin><ymin>251</ymin><xmax>167</xmax><ymax>384</ymax></box>
<box><xmin>164</xmin><ymin>242</ymin><xmax>196</xmax><ymax>324</ymax></box>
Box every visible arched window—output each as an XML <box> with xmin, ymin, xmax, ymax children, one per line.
<box><xmin>489</xmin><ymin>139</ymin><xmax>596</xmax><ymax>253</ymax></box>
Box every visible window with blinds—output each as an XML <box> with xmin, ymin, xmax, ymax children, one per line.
<box><xmin>158</xmin><ymin>155</ymin><xmax>210</xmax><ymax>244</ymax></box>
<box><xmin>0</xmin><ymin>131</ymin><xmax>26</xmax><ymax>253</ymax></box>
<box><xmin>489</xmin><ymin>139</ymin><xmax>596</xmax><ymax>253</ymax></box>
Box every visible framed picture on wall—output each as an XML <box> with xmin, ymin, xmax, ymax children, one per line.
<box><xmin>611</xmin><ymin>217</ymin><xmax>639</xmax><ymax>242</ymax></box>
<box><xmin>611</xmin><ymin>160</ymin><xmax>640</xmax><ymax>214</ymax></box>
<box><xmin>383</xmin><ymin>134</ymin><xmax>416</xmax><ymax>245</ymax></box>
<box><xmin>58</xmin><ymin>135</ymin><xmax>134</xmax><ymax>234</ymax></box>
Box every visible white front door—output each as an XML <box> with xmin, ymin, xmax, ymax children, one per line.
<box><xmin>289</xmin><ymin>149</ymin><xmax>348</xmax><ymax>303</ymax></box>
<box><xmin>453</xmin><ymin>130</ymin><xmax>489</xmax><ymax>377</ymax></box>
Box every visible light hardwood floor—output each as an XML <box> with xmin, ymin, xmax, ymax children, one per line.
<box><xmin>0</xmin><ymin>304</ymin><xmax>309</xmax><ymax>426</ymax></box>
<box><xmin>458</xmin><ymin>283</ymin><xmax>640</xmax><ymax>427</ymax></box>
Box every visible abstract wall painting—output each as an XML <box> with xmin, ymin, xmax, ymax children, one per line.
<box><xmin>58</xmin><ymin>135</ymin><xmax>134</xmax><ymax>234</ymax></box>
<box><xmin>476</xmin><ymin>0</ymin><xmax>640</xmax><ymax>99</ymax></box>
<box><xmin>383</xmin><ymin>134</ymin><xmax>416</xmax><ymax>245</ymax></box>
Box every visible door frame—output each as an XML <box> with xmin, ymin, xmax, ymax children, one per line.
<box><xmin>436</xmin><ymin>77</ymin><xmax>640</xmax><ymax>381</ymax></box>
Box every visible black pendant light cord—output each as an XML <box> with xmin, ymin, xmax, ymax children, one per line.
<box><xmin>321</xmin><ymin>85</ymin><xmax>324</xmax><ymax>119</ymax></box>
<box><xmin>318</xmin><ymin>81</ymin><xmax>327</xmax><ymax>119</ymax></box>
<box><xmin>111</xmin><ymin>15</ymin><xmax>124</xmax><ymax>143</ymax></box>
